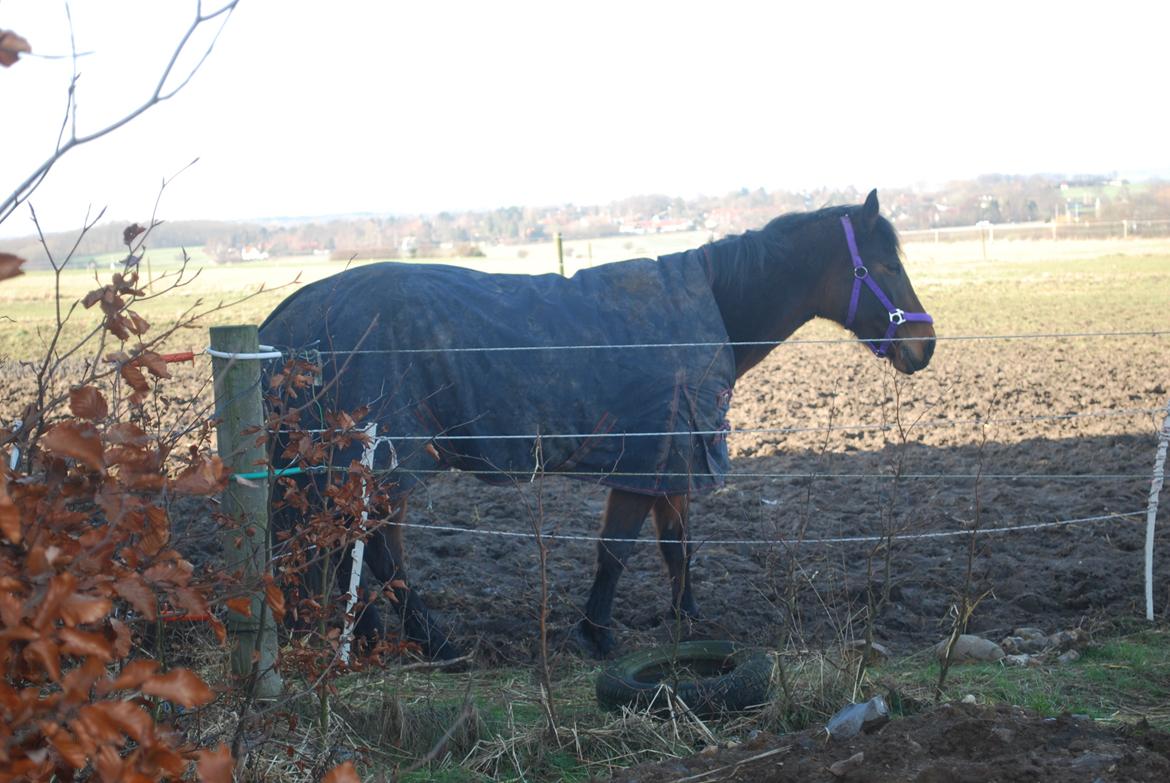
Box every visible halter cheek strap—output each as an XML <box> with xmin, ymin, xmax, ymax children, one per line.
<box><xmin>840</xmin><ymin>214</ymin><xmax>933</xmax><ymax>358</ymax></box>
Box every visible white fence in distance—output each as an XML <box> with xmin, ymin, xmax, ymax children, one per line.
<box><xmin>900</xmin><ymin>219</ymin><xmax>1170</xmax><ymax>244</ymax></box>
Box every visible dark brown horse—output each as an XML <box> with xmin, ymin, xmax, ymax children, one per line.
<box><xmin>260</xmin><ymin>190</ymin><xmax>935</xmax><ymax>659</ymax></box>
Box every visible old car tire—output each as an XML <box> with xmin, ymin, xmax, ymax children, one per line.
<box><xmin>596</xmin><ymin>640</ymin><xmax>773</xmax><ymax>718</ymax></box>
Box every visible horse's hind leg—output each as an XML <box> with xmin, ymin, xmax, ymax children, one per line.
<box><xmin>652</xmin><ymin>494</ymin><xmax>700</xmax><ymax>621</ymax></box>
<box><xmin>363</xmin><ymin>500</ymin><xmax>461</xmax><ymax>660</ymax></box>
<box><xmin>576</xmin><ymin>489</ymin><xmax>656</xmax><ymax>659</ymax></box>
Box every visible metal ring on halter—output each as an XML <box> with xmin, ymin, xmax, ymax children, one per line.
<box><xmin>889</xmin><ymin>309</ymin><xmax>906</xmax><ymax>325</ymax></box>
<box><xmin>853</xmin><ymin>266</ymin><xmax>868</xmax><ymax>279</ymax></box>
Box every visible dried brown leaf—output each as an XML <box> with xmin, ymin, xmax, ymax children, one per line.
<box><xmin>129</xmin><ymin>312</ymin><xmax>152</xmax><ymax>337</ymax></box>
<box><xmin>171</xmin><ymin>456</ymin><xmax>227</xmax><ymax>495</ymax></box>
<box><xmin>24</xmin><ymin>637</ymin><xmax>62</xmax><ymax>682</ymax></box>
<box><xmin>142</xmin><ymin>556</ymin><xmax>193</xmax><ymax>588</ymax></box>
<box><xmin>93</xmin><ymin>745</ymin><xmax>124</xmax><ymax>783</ymax></box>
<box><xmin>143</xmin><ymin>744</ymin><xmax>188</xmax><ymax>778</ymax></box>
<box><xmin>109</xmin><ymin>617</ymin><xmax>132</xmax><ymax>658</ymax></box>
<box><xmin>322</xmin><ymin>761</ymin><xmax>360</xmax><ymax>783</ymax></box>
<box><xmin>122</xmin><ymin>224</ymin><xmax>145</xmax><ymax>245</ymax></box>
<box><xmin>58</xmin><ymin>627</ymin><xmax>114</xmax><ymax>661</ymax></box>
<box><xmin>196</xmin><ymin>744</ymin><xmax>234</xmax><ymax>783</ymax></box>
<box><xmin>59</xmin><ymin>593</ymin><xmax>112</xmax><ymax>626</ymax></box>
<box><xmin>140</xmin><ymin>505</ymin><xmax>169</xmax><ymax>556</ymax></box>
<box><xmin>137</xmin><ymin>350</ymin><xmax>169</xmax><ymax>378</ymax></box>
<box><xmin>69</xmin><ymin>386</ymin><xmax>109</xmax><ymax>421</ymax></box>
<box><xmin>120</xmin><ymin>362</ymin><xmax>150</xmax><ymax>393</ymax></box>
<box><xmin>61</xmin><ymin>655</ymin><xmax>106</xmax><ymax>705</ymax></box>
<box><xmin>169</xmin><ymin>586</ymin><xmax>208</xmax><ymax>617</ymax></box>
<box><xmin>104</xmin><ymin>659</ymin><xmax>160</xmax><ymax>692</ymax></box>
<box><xmin>207</xmin><ymin>615</ymin><xmax>227</xmax><ymax>644</ymax></box>
<box><xmin>0</xmin><ymin>30</ymin><xmax>31</xmax><ymax>67</ymax></box>
<box><xmin>107</xmin><ymin>314</ymin><xmax>131</xmax><ymax>340</ymax></box>
<box><xmin>140</xmin><ymin>668</ymin><xmax>214</xmax><ymax>708</ymax></box>
<box><xmin>0</xmin><ymin>252</ymin><xmax>26</xmax><ymax>281</ymax></box>
<box><xmin>82</xmin><ymin>287</ymin><xmax>106</xmax><ymax>309</ymax></box>
<box><xmin>113</xmin><ymin>574</ymin><xmax>158</xmax><ymax>620</ymax></box>
<box><xmin>225</xmin><ymin>596</ymin><xmax>251</xmax><ymax>617</ymax></box>
<box><xmin>41</xmin><ymin>421</ymin><xmax>105</xmax><ymax>472</ymax></box>
<box><xmin>105</xmin><ymin>422</ymin><xmax>150</xmax><ymax>447</ymax></box>
<box><xmin>46</xmin><ymin>725</ymin><xmax>87</xmax><ymax>770</ymax></box>
<box><xmin>83</xmin><ymin>700</ymin><xmax>155</xmax><ymax>744</ymax></box>
<box><xmin>0</xmin><ymin>474</ymin><xmax>20</xmax><ymax>544</ymax></box>
<box><xmin>264</xmin><ymin>576</ymin><xmax>285</xmax><ymax>622</ymax></box>
<box><xmin>33</xmin><ymin>573</ymin><xmax>77</xmax><ymax>630</ymax></box>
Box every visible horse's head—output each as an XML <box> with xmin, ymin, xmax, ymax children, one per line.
<box><xmin>826</xmin><ymin>190</ymin><xmax>935</xmax><ymax>375</ymax></box>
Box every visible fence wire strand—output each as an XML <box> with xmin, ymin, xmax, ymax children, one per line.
<box><xmin>370</xmin><ymin>468</ymin><xmax>1157</xmax><ymax>482</ymax></box>
<box><xmin>253</xmin><ymin>328</ymin><xmax>1170</xmax><ymax>357</ymax></box>
<box><xmin>287</xmin><ymin>405</ymin><xmax>1161</xmax><ymax>444</ymax></box>
<box><xmin>372</xmin><ymin>510</ymin><xmax>1145</xmax><ymax>548</ymax></box>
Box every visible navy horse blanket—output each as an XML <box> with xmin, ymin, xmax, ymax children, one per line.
<box><xmin>259</xmin><ymin>250</ymin><xmax>735</xmax><ymax>496</ymax></box>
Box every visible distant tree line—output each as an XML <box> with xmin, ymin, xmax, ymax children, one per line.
<box><xmin>5</xmin><ymin>174</ymin><xmax>1168</xmax><ymax>269</ymax></box>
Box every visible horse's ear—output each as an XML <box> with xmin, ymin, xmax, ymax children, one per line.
<box><xmin>860</xmin><ymin>189</ymin><xmax>880</xmax><ymax>232</ymax></box>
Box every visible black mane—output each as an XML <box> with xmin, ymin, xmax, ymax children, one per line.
<box><xmin>704</xmin><ymin>203</ymin><xmax>901</xmax><ymax>299</ymax></box>
<box><xmin>698</xmin><ymin>202</ymin><xmax>902</xmax><ymax>375</ymax></box>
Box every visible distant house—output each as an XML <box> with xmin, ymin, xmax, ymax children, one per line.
<box><xmin>618</xmin><ymin>214</ymin><xmax>696</xmax><ymax>235</ymax></box>
<box><xmin>241</xmin><ymin>245</ymin><xmax>269</xmax><ymax>261</ymax></box>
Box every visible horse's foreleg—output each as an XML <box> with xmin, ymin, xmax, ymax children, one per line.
<box><xmin>576</xmin><ymin>489</ymin><xmax>655</xmax><ymax>659</ymax></box>
<box><xmin>364</xmin><ymin>500</ymin><xmax>460</xmax><ymax>660</ymax></box>
<box><xmin>652</xmin><ymin>494</ymin><xmax>700</xmax><ymax>620</ymax></box>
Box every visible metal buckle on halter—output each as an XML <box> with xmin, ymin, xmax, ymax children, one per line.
<box><xmin>854</xmin><ymin>266</ymin><xmax>868</xmax><ymax>279</ymax></box>
<box><xmin>889</xmin><ymin>309</ymin><xmax>906</xmax><ymax>325</ymax></box>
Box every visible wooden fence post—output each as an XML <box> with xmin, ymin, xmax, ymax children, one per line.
<box><xmin>209</xmin><ymin>324</ymin><xmax>282</xmax><ymax>698</ymax></box>
<box><xmin>555</xmin><ymin>232</ymin><xmax>564</xmax><ymax>276</ymax></box>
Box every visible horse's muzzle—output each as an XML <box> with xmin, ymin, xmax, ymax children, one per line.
<box><xmin>892</xmin><ymin>328</ymin><xmax>936</xmax><ymax>375</ymax></box>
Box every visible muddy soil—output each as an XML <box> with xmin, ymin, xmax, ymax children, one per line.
<box><xmin>389</xmin><ymin>337</ymin><xmax>1169</xmax><ymax>665</ymax></box>
<box><xmin>608</xmin><ymin>703</ymin><xmax>1170</xmax><ymax>783</ymax></box>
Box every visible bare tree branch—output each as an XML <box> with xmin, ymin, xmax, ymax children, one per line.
<box><xmin>0</xmin><ymin>1</ymin><xmax>241</xmax><ymax>226</ymax></box>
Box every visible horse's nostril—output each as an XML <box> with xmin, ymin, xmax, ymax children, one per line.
<box><xmin>899</xmin><ymin>339</ymin><xmax>933</xmax><ymax>372</ymax></box>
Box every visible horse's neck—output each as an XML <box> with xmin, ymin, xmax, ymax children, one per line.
<box><xmin>706</xmin><ymin>230</ymin><xmax>825</xmax><ymax>378</ymax></box>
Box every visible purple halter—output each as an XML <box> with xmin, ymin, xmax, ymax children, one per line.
<box><xmin>841</xmin><ymin>214</ymin><xmax>933</xmax><ymax>358</ymax></box>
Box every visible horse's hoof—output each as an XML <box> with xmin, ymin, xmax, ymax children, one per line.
<box><xmin>427</xmin><ymin>635</ymin><xmax>463</xmax><ymax>663</ymax></box>
<box><xmin>572</xmin><ymin>619</ymin><xmax>618</xmax><ymax>660</ymax></box>
<box><xmin>671</xmin><ymin>602</ymin><xmax>703</xmax><ymax>624</ymax></box>
<box><xmin>405</xmin><ymin>611</ymin><xmax>461</xmax><ymax>663</ymax></box>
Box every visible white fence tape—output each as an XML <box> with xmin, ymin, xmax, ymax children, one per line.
<box><xmin>1145</xmin><ymin>399</ymin><xmax>1170</xmax><ymax>621</ymax></box>
<box><xmin>340</xmin><ymin>422</ymin><xmax>378</xmax><ymax>665</ymax></box>
<box><xmin>204</xmin><ymin>344</ymin><xmax>284</xmax><ymax>361</ymax></box>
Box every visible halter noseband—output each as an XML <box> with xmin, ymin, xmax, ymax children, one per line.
<box><xmin>840</xmin><ymin>214</ymin><xmax>933</xmax><ymax>358</ymax></box>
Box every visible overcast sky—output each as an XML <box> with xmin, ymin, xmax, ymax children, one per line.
<box><xmin>3</xmin><ymin>0</ymin><xmax>1168</xmax><ymax>238</ymax></box>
